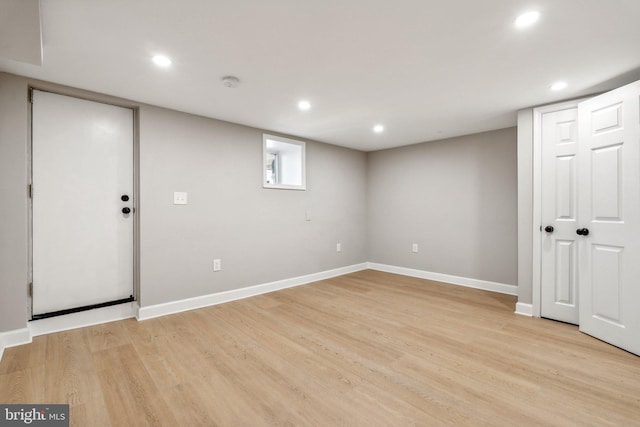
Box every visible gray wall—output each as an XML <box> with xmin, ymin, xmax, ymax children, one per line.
<box><xmin>0</xmin><ymin>73</ymin><xmax>29</xmax><ymax>331</ymax></box>
<box><xmin>0</xmin><ymin>72</ymin><xmax>367</xmax><ymax>331</ymax></box>
<box><xmin>367</xmin><ymin>128</ymin><xmax>518</xmax><ymax>285</ymax></box>
<box><xmin>139</xmin><ymin>105</ymin><xmax>367</xmax><ymax>306</ymax></box>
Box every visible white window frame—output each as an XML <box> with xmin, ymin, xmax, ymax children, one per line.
<box><xmin>262</xmin><ymin>134</ymin><xmax>306</xmax><ymax>190</ymax></box>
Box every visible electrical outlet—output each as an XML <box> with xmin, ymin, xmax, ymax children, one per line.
<box><xmin>174</xmin><ymin>192</ymin><xmax>187</xmax><ymax>205</ymax></box>
<box><xmin>336</xmin><ymin>243</ymin><xmax>342</xmax><ymax>252</ymax></box>
<box><xmin>412</xmin><ymin>243</ymin><xmax>418</xmax><ymax>253</ymax></box>
<box><xmin>213</xmin><ymin>259</ymin><xmax>221</xmax><ymax>271</ymax></box>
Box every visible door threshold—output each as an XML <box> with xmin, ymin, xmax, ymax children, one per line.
<box><xmin>28</xmin><ymin>299</ymin><xmax>137</xmax><ymax>337</ymax></box>
<box><xmin>32</xmin><ymin>296</ymin><xmax>134</xmax><ymax>321</ymax></box>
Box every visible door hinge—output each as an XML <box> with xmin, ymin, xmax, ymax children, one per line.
<box><xmin>28</xmin><ymin>282</ymin><xmax>33</xmax><ymax>298</ymax></box>
<box><xmin>28</xmin><ymin>184</ymin><xmax>32</xmax><ymax>198</ymax></box>
<box><xmin>28</xmin><ymin>88</ymin><xmax>33</xmax><ymax>104</ymax></box>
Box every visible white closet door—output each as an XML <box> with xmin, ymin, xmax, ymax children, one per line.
<box><xmin>32</xmin><ymin>90</ymin><xmax>134</xmax><ymax>316</ymax></box>
<box><xmin>577</xmin><ymin>80</ymin><xmax>640</xmax><ymax>356</ymax></box>
<box><xmin>540</xmin><ymin>108</ymin><xmax>579</xmax><ymax>324</ymax></box>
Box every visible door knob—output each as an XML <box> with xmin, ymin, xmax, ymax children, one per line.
<box><xmin>122</xmin><ymin>207</ymin><xmax>131</xmax><ymax>214</ymax></box>
<box><xmin>121</xmin><ymin>194</ymin><xmax>129</xmax><ymax>202</ymax></box>
<box><xmin>576</xmin><ymin>228</ymin><xmax>589</xmax><ymax>236</ymax></box>
<box><xmin>544</xmin><ymin>225</ymin><xmax>554</xmax><ymax>233</ymax></box>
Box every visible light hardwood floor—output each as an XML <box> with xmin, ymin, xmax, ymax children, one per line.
<box><xmin>1</xmin><ymin>270</ymin><xmax>639</xmax><ymax>426</ymax></box>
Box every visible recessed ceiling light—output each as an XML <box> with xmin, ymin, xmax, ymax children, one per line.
<box><xmin>152</xmin><ymin>55</ymin><xmax>172</xmax><ymax>67</ymax></box>
<box><xmin>551</xmin><ymin>81</ymin><xmax>568</xmax><ymax>91</ymax></box>
<box><xmin>298</xmin><ymin>100</ymin><xmax>311</xmax><ymax>111</ymax></box>
<box><xmin>373</xmin><ymin>124</ymin><xmax>384</xmax><ymax>133</ymax></box>
<box><xmin>515</xmin><ymin>11</ymin><xmax>540</xmax><ymax>28</ymax></box>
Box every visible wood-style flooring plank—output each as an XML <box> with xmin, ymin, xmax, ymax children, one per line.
<box><xmin>93</xmin><ymin>343</ymin><xmax>179</xmax><ymax>426</ymax></box>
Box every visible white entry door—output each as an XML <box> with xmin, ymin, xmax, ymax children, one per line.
<box><xmin>540</xmin><ymin>107</ymin><xmax>579</xmax><ymax>324</ymax></box>
<box><xmin>577</xmin><ymin>80</ymin><xmax>640</xmax><ymax>356</ymax></box>
<box><xmin>32</xmin><ymin>90</ymin><xmax>134</xmax><ymax>317</ymax></box>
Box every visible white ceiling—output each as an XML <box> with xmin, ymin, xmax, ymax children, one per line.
<box><xmin>1</xmin><ymin>0</ymin><xmax>640</xmax><ymax>151</ymax></box>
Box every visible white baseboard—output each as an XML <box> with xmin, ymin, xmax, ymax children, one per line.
<box><xmin>137</xmin><ymin>263</ymin><xmax>369</xmax><ymax>321</ymax></box>
<box><xmin>0</xmin><ymin>328</ymin><xmax>32</xmax><ymax>361</ymax></box>
<box><xmin>2</xmin><ymin>262</ymin><xmax>519</xmax><ymax>362</ymax></box>
<box><xmin>367</xmin><ymin>262</ymin><xmax>518</xmax><ymax>296</ymax></box>
<box><xmin>515</xmin><ymin>302</ymin><xmax>533</xmax><ymax>317</ymax></box>
<box><xmin>28</xmin><ymin>301</ymin><xmax>137</xmax><ymax>337</ymax></box>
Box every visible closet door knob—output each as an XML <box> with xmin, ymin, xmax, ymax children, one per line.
<box><xmin>544</xmin><ymin>226</ymin><xmax>554</xmax><ymax>233</ymax></box>
<box><xmin>122</xmin><ymin>207</ymin><xmax>131</xmax><ymax>214</ymax></box>
<box><xmin>576</xmin><ymin>228</ymin><xmax>589</xmax><ymax>236</ymax></box>
<box><xmin>121</xmin><ymin>194</ymin><xmax>130</xmax><ymax>202</ymax></box>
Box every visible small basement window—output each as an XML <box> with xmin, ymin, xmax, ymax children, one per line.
<box><xmin>263</xmin><ymin>134</ymin><xmax>306</xmax><ymax>190</ymax></box>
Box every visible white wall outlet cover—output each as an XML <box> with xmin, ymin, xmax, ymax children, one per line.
<box><xmin>213</xmin><ymin>259</ymin><xmax>221</xmax><ymax>271</ymax></box>
<box><xmin>173</xmin><ymin>192</ymin><xmax>187</xmax><ymax>205</ymax></box>
<box><xmin>336</xmin><ymin>243</ymin><xmax>342</xmax><ymax>252</ymax></box>
<box><xmin>412</xmin><ymin>243</ymin><xmax>418</xmax><ymax>253</ymax></box>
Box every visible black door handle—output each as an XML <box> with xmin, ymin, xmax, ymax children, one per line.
<box><xmin>121</xmin><ymin>194</ymin><xmax>130</xmax><ymax>202</ymax></box>
<box><xmin>576</xmin><ymin>228</ymin><xmax>589</xmax><ymax>236</ymax></box>
<box><xmin>544</xmin><ymin>226</ymin><xmax>554</xmax><ymax>233</ymax></box>
<box><xmin>122</xmin><ymin>207</ymin><xmax>131</xmax><ymax>214</ymax></box>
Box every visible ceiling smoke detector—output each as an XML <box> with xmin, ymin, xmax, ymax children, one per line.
<box><xmin>222</xmin><ymin>76</ymin><xmax>240</xmax><ymax>88</ymax></box>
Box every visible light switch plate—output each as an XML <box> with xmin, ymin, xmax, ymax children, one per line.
<box><xmin>174</xmin><ymin>192</ymin><xmax>187</xmax><ymax>205</ymax></box>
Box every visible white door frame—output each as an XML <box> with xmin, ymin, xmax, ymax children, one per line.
<box><xmin>27</xmin><ymin>87</ymin><xmax>140</xmax><ymax>318</ymax></box>
<box><xmin>531</xmin><ymin>98</ymin><xmax>590</xmax><ymax>318</ymax></box>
